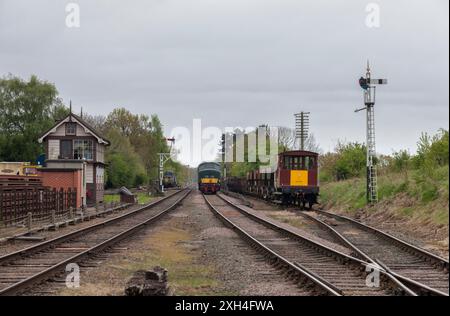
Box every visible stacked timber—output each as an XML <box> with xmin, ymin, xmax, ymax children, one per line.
<box><xmin>0</xmin><ymin>175</ymin><xmax>43</xmax><ymax>188</ymax></box>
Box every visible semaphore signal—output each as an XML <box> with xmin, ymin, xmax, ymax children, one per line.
<box><xmin>355</xmin><ymin>61</ymin><xmax>388</xmax><ymax>204</ymax></box>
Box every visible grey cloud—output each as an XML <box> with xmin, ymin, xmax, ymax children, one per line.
<box><xmin>0</xmin><ymin>0</ymin><xmax>448</xmax><ymax>165</ymax></box>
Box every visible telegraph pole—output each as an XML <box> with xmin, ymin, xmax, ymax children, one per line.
<box><xmin>355</xmin><ymin>61</ymin><xmax>387</xmax><ymax>204</ymax></box>
<box><xmin>221</xmin><ymin>133</ymin><xmax>227</xmax><ymax>180</ymax></box>
<box><xmin>294</xmin><ymin>112</ymin><xmax>310</xmax><ymax>150</ymax></box>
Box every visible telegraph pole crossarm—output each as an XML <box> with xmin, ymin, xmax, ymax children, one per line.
<box><xmin>294</xmin><ymin>111</ymin><xmax>310</xmax><ymax>151</ymax></box>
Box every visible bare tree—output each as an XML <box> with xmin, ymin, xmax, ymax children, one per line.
<box><xmin>277</xmin><ymin>126</ymin><xmax>296</xmax><ymax>151</ymax></box>
<box><xmin>82</xmin><ymin>114</ymin><xmax>106</xmax><ymax>133</ymax></box>
<box><xmin>276</xmin><ymin>127</ymin><xmax>321</xmax><ymax>153</ymax></box>
<box><xmin>304</xmin><ymin>133</ymin><xmax>322</xmax><ymax>153</ymax></box>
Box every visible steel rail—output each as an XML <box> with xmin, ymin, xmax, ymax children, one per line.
<box><xmin>314</xmin><ymin>209</ymin><xmax>449</xmax><ymax>269</ymax></box>
<box><xmin>298</xmin><ymin>211</ymin><xmax>447</xmax><ymax>296</ymax></box>
<box><xmin>202</xmin><ymin>194</ymin><xmax>342</xmax><ymax>296</ymax></box>
<box><xmin>224</xmin><ymin>190</ymin><xmax>448</xmax><ymax>296</ymax></box>
<box><xmin>0</xmin><ymin>189</ymin><xmax>191</xmax><ymax>296</ymax></box>
<box><xmin>310</xmin><ymin>209</ymin><xmax>449</xmax><ymax>296</ymax></box>
<box><xmin>296</xmin><ymin>211</ymin><xmax>375</xmax><ymax>264</ymax></box>
<box><xmin>212</xmin><ymin>193</ymin><xmax>417</xmax><ymax>296</ymax></box>
<box><xmin>0</xmin><ymin>189</ymin><xmax>184</xmax><ymax>264</ymax></box>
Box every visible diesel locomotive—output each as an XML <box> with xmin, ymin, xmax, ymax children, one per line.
<box><xmin>162</xmin><ymin>171</ymin><xmax>178</xmax><ymax>188</ymax></box>
<box><xmin>198</xmin><ymin>162</ymin><xmax>221</xmax><ymax>194</ymax></box>
<box><xmin>226</xmin><ymin>150</ymin><xmax>319</xmax><ymax>209</ymax></box>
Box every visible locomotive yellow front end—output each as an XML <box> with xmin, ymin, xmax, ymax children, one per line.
<box><xmin>276</xmin><ymin>151</ymin><xmax>319</xmax><ymax>209</ymax></box>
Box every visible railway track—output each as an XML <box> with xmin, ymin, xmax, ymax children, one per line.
<box><xmin>227</xmin><ymin>192</ymin><xmax>353</xmax><ymax>252</ymax></box>
<box><xmin>204</xmin><ymin>193</ymin><xmax>416</xmax><ymax>296</ymax></box>
<box><xmin>302</xmin><ymin>210</ymin><xmax>449</xmax><ymax>296</ymax></box>
<box><xmin>0</xmin><ymin>189</ymin><xmax>191</xmax><ymax>296</ymax></box>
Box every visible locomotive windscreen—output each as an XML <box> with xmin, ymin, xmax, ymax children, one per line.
<box><xmin>197</xmin><ymin>162</ymin><xmax>221</xmax><ymax>179</ymax></box>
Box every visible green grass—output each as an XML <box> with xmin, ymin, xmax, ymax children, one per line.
<box><xmin>319</xmin><ymin>178</ymin><xmax>366</xmax><ymax>212</ymax></box>
<box><xmin>400</xmin><ymin>207</ymin><xmax>414</xmax><ymax>217</ymax></box>
<box><xmin>136</xmin><ymin>192</ymin><xmax>152</xmax><ymax>204</ymax></box>
<box><xmin>103</xmin><ymin>194</ymin><xmax>120</xmax><ymax>203</ymax></box>
<box><xmin>103</xmin><ymin>192</ymin><xmax>153</xmax><ymax>205</ymax></box>
<box><xmin>421</xmin><ymin>185</ymin><xmax>439</xmax><ymax>203</ymax></box>
<box><xmin>320</xmin><ymin>165</ymin><xmax>449</xmax><ymax>226</ymax></box>
<box><xmin>432</xmin><ymin>208</ymin><xmax>449</xmax><ymax>226</ymax></box>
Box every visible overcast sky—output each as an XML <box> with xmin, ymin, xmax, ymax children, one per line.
<box><xmin>0</xmin><ymin>0</ymin><xmax>448</xmax><ymax>166</ymax></box>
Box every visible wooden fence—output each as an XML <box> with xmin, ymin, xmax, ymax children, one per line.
<box><xmin>0</xmin><ymin>187</ymin><xmax>77</xmax><ymax>227</ymax></box>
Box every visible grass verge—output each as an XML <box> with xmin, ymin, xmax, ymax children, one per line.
<box><xmin>104</xmin><ymin>192</ymin><xmax>153</xmax><ymax>205</ymax></box>
<box><xmin>320</xmin><ymin>165</ymin><xmax>449</xmax><ymax>226</ymax></box>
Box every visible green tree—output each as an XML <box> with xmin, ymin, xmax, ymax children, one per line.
<box><xmin>428</xmin><ymin>129</ymin><xmax>449</xmax><ymax>166</ymax></box>
<box><xmin>103</xmin><ymin>127</ymin><xmax>147</xmax><ymax>188</ymax></box>
<box><xmin>0</xmin><ymin>75</ymin><xmax>68</xmax><ymax>162</ymax></box>
<box><xmin>102</xmin><ymin>108</ymin><xmax>185</xmax><ymax>188</ymax></box>
<box><xmin>413</xmin><ymin>132</ymin><xmax>431</xmax><ymax>169</ymax></box>
<box><xmin>106</xmin><ymin>154</ymin><xmax>133</xmax><ymax>188</ymax></box>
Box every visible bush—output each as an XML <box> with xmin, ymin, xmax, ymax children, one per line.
<box><xmin>421</xmin><ymin>184</ymin><xmax>439</xmax><ymax>203</ymax></box>
<box><xmin>378</xmin><ymin>183</ymin><xmax>398</xmax><ymax>200</ymax></box>
<box><xmin>334</xmin><ymin>142</ymin><xmax>366</xmax><ymax>180</ymax></box>
<box><xmin>134</xmin><ymin>173</ymin><xmax>148</xmax><ymax>187</ymax></box>
<box><xmin>319</xmin><ymin>129</ymin><xmax>448</xmax><ymax>216</ymax></box>
<box><xmin>319</xmin><ymin>170</ymin><xmax>333</xmax><ymax>183</ymax></box>
<box><xmin>394</xmin><ymin>181</ymin><xmax>409</xmax><ymax>194</ymax></box>
<box><xmin>325</xmin><ymin>142</ymin><xmax>366</xmax><ymax>181</ymax></box>
<box><xmin>391</xmin><ymin>150</ymin><xmax>411</xmax><ymax>173</ymax></box>
<box><xmin>413</xmin><ymin>129</ymin><xmax>449</xmax><ymax>170</ymax></box>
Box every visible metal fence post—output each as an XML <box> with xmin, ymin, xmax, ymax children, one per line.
<box><xmin>79</xmin><ymin>207</ymin><xmax>84</xmax><ymax>221</ymax></box>
<box><xmin>51</xmin><ymin>209</ymin><xmax>56</xmax><ymax>225</ymax></box>
<box><xmin>49</xmin><ymin>209</ymin><xmax>57</xmax><ymax>231</ymax></box>
<box><xmin>27</xmin><ymin>212</ymin><xmax>32</xmax><ymax>232</ymax></box>
<box><xmin>0</xmin><ymin>190</ymin><xmax>3</xmax><ymax>227</ymax></box>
